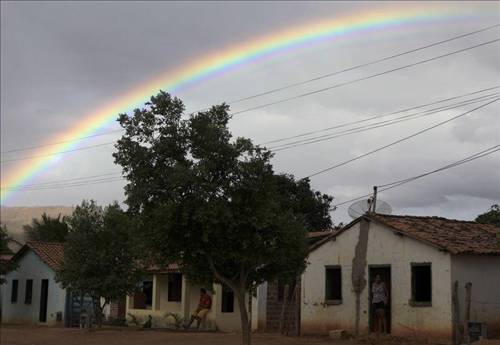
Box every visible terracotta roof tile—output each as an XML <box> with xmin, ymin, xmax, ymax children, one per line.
<box><xmin>25</xmin><ymin>241</ymin><xmax>64</xmax><ymax>271</ymax></box>
<box><xmin>369</xmin><ymin>213</ymin><xmax>500</xmax><ymax>255</ymax></box>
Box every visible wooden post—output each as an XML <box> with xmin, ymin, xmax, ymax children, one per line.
<box><xmin>452</xmin><ymin>281</ymin><xmax>461</xmax><ymax>345</ymax></box>
<box><xmin>464</xmin><ymin>282</ymin><xmax>472</xmax><ymax>345</ymax></box>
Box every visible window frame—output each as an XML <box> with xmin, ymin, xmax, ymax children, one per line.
<box><xmin>410</xmin><ymin>262</ymin><xmax>432</xmax><ymax>307</ymax></box>
<box><xmin>167</xmin><ymin>273</ymin><xmax>183</xmax><ymax>302</ymax></box>
<box><xmin>25</xmin><ymin>279</ymin><xmax>33</xmax><ymax>305</ymax></box>
<box><xmin>11</xmin><ymin>279</ymin><xmax>19</xmax><ymax>304</ymax></box>
<box><xmin>324</xmin><ymin>265</ymin><xmax>342</xmax><ymax>305</ymax></box>
<box><xmin>221</xmin><ymin>287</ymin><xmax>234</xmax><ymax>313</ymax></box>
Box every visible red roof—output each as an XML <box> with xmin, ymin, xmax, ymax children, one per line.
<box><xmin>12</xmin><ymin>241</ymin><xmax>65</xmax><ymax>271</ymax></box>
<box><xmin>310</xmin><ymin>213</ymin><xmax>500</xmax><ymax>256</ymax></box>
<box><xmin>370</xmin><ymin>213</ymin><xmax>500</xmax><ymax>255</ymax></box>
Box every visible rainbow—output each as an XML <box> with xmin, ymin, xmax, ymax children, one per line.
<box><xmin>0</xmin><ymin>4</ymin><xmax>483</xmax><ymax>203</ymax></box>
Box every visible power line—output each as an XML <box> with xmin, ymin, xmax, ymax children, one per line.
<box><xmin>3</xmin><ymin>90</ymin><xmax>497</xmax><ymax>190</ymax></box>
<box><xmin>4</xmin><ymin>88</ymin><xmax>498</xmax><ymax>164</ymax></box>
<box><xmin>0</xmin><ymin>141</ymin><xmax>116</xmax><ymax>163</ymax></box>
<box><xmin>1</xmin><ymin>176</ymin><xmax>125</xmax><ymax>192</ymax></box>
<box><xmin>269</xmin><ymin>93</ymin><xmax>500</xmax><ymax>151</ymax></box>
<box><xmin>304</xmin><ymin>97</ymin><xmax>500</xmax><ymax>179</ymax></box>
<box><xmin>231</xmin><ymin>38</ymin><xmax>500</xmax><ymax>116</ymax></box>
<box><xmin>3</xmin><ymin>25</ymin><xmax>499</xmax><ymax>155</ymax></box>
<box><xmin>331</xmin><ymin>144</ymin><xmax>500</xmax><ymax>208</ymax></box>
<box><xmin>0</xmin><ymin>129</ymin><xmax>123</xmax><ymax>154</ymax></box>
<box><xmin>261</xmin><ymin>85</ymin><xmax>500</xmax><ymax>146</ymax></box>
<box><xmin>0</xmin><ymin>172</ymin><xmax>122</xmax><ymax>189</ymax></box>
<box><xmin>226</xmin><ymin>24</ymin><xmax>500</xmax><ymax>106</ymax></box>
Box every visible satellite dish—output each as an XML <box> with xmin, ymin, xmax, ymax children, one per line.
<box><xmin>348</xmin><ymin>198</ymin><xmax>392</xmax><ymax>219</ymax></box>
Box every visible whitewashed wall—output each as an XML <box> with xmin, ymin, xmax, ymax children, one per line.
<box><xmin>301</xmin><ymin>220</ymin><xmax>453</xmax><ymax>341</ymax></box>
<box><xmin>451</xmin><ymin>255</ymin><xmax>500</xmax><ymax>338</ymax></box>
<box><xmin>1</xmin><ymin>251</ymin><xmax>66</xmax><ymax>325</ymax></box>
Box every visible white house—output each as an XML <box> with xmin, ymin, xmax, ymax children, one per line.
<box><xmin>125</xmin><ymin>264</ymin><xmax>249</xmax><ymax>332</ymax></box>
<box><xmin>1</xmin><ymin>242</ymin><xmax>66</xmax><ymax>325</ymax></box>
<box><xmin>301</xmin><ymin>213</ymin><xmax>500</xmax><ymax>343</ymax></box>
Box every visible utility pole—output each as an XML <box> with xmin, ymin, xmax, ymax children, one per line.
<box><xmin>372</xmin><ymin>186</ymin><xmax>378</xmax><ymax>213</ymax></box>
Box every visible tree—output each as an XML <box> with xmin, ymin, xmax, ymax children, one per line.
<box><xmin>57</xmin><ymin>200</ymin><xmax>143</xmax><ymax>327</ymax></box>
<box><xmin>114</xmin><ymin>91</ymin><xmax>333</xmax><ymax>344</ymax></box>
<box><xmin>0</xmin><ymin>225</ymin><xmax>17</xmax><ymax>284</ymax></box>
<box><xmin>24</xmin><ymin>213</ymin><xmax>69</xmax><ymax>243</ymax></box>
<box><xmin>475</xmin><ymin>204</ymin><xmax>500</xmax><ymax>227</ymax></box>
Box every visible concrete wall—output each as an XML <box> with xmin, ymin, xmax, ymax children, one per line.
<box><xmin>0</xmin><ymin>251</ymin><xmax>66</xmax><ymax>325</ymax></box>
<box><xmin>301</xmin><ymin>220</ymin><xmax>453</xmax><ymax>342</ymax></box>
<box><xmin>451</xmin><ymin>255</ymin><xmax>500</xmax><ymax>338</ymax></box>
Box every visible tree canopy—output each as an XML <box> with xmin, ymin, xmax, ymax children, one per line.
<box><xmin>475</xmin><ymin>204</ymin><xmax>500</xmax><ymax>227</ymax></box>
<box><xmin>113</xmin><ymin>91</ymin><xmax>333</xmax><ymax>344</ymax></box>
<box><xmin>0</xmin><ymin>225</ymin><xmax>17</xmax><ymax>284</ymax></box>
<box><xmin>23</xmin><ymin>212</ymin><xmax>69</xmax><ymax>243</ymax></box>
<box><xmin>57</xmin><ymin>200</ymin><xmax>143</xmax><ymax>326</ymax></box>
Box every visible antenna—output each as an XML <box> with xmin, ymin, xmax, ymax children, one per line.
<box><xmin>348</xmin><ymin>196</ymin><xmax>392</xmax><ymax>219</ymax></box>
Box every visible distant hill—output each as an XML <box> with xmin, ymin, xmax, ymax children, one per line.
<box><xmin>0</xmin><ymin>206</ymin><xmax>74</xmax><ymax>244</ymax></box>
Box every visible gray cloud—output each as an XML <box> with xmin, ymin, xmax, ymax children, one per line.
<box><xmin>1</xmin><ymin>1</ymin><xmax>499</xmax><ymax>225</ymax></box>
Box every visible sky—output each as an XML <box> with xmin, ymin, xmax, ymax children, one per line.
<box><xmin>1</xmin><ymin>1</ymin><xmax>499</xmax><ymax>225</ymax></box>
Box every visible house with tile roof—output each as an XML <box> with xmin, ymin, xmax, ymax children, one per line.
<box><xmin>301</xmin><ymin>213</ymin><xmax>500</xmax><ymax>342</ymax></box>
<box><xmin>1</xmin><ymin>242</ymin><xmax>67</xmax><ymax>325</ymax></box>
<box><xmin>125</xmin><ymin>263</ymin><xmax>252</xmax><ymax>332</ymax></box>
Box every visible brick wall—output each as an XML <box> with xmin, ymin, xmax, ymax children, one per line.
<box><xmin>109</xmin><ymin>296</ymin><xmax>126</xmax><ymax>320</ymax></box>
<box><xmin>265</xmin><ymin>279</ymin><xmax>300</xmax><ymax>335</ymax></box>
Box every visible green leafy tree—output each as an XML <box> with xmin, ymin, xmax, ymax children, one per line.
<box><xmin>0</xmin><ymin>225</ymin><xmax>17</xmax><ymax>284</ymax></box>
<box><xmin>475</xmin><ymin>204</ymin><xmax>500</xmax><ymax>227</ymax></box>
<box><xmin>23</xmin><ymin>213</ymin><xmax>69</xmax><ymax>243</ymax></box>
<box><xmin>113</xmin><ymin>92</ymin><xmax>333</xmax><ymax>344</ymax></box>
<box><xmin>57</xmin><ymin>200</ymin><xmax>143</xmax><ymax>327</ymax></box>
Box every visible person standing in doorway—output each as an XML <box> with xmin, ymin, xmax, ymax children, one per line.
<box><xmin>184</xmin><ymin>288</ymin><xmax>212</xmax><ymax>330</ymax></box>
<box><xmin>372</xmin><ymin>274</ymin><xmax>388</xmax><ymax>336</ymax></box>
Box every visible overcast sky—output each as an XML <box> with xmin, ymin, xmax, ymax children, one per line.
<box><xmin>1</xmin><ymin>1</ymin><xmax>499</xmax><ymax>224</ymax></box>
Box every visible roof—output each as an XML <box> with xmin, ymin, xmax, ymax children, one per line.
<box><xmin>309</xmin><ymin>213</ymin><xmax>500</xmax><ymax>256</ymax></box>
<box><xmin>369</xmin><ymin>213</ymin><xmax>500</xmax><ymax>255</ymax></box>
<box><xmin>11</xmin><ymin>241</ymin><xmax>65</xmax><ymax>271</ymax></box>
<box><xmin>147</xmin><ymin>263</ymin><xmax>180</xmax><ymax>273</ymax></box>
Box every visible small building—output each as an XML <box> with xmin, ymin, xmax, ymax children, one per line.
<box><xmin>1</xmin><ymin>241</ymin><xmax>66</xmax><ymax>325</ymax></box>
<box><xmin>125</xmin><ymin>264</ymin><xmax>249</xmax><ymax>332</ymax></box>
<box><xmin>301</xmin><ymin>213</ymin><xmax>500</xmax><ymax>342</ymax></box>
<box><xmin>1</xmin><ymin>241</ymin><xmax>119</xmax><ymax>326</ymax></box>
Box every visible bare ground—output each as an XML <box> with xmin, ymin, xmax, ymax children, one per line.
<box><xmin>1</xmin><ymin>325</ymin><xmax>499</xmax><ymax>345</ymax></box>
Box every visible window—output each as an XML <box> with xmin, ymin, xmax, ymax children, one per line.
<box><xmin>133</xmin><ymin>279</ymin><xmax>153</xmax><ymax>309</ymax></box>
<box><xmin>25</xmin><ymin>279</ymin><xmax>33</xmax><ymax>304</ymax></box>
<box><xmin>221</xmin><ymin>287</ymin><xmax>234</xmax><ymax>313</ymax></box>
<box><xmin>11</xmin><ymin>279</ymin><xmax>18</xmax><ymax>303</ymax></box>
<box><xmin>411</xmin><ymin>263</ymin><xmax>432</xmax><ymax>306</ymax></box>
<box><xmin>167</xmin><ymin>273</ymin><xmax>182</xmax><ymax>302</ymax></box>
<box><xmin>325</xmin><ymin>266</ymin><xmax>342</xmax><ymax>304</ymax></box>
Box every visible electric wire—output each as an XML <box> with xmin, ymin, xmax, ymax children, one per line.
<box><xmin>261</xmin><ymin>85</ymin><xmax>500</xmax><ymax>146</ymax></box>
<box><xmin>331</xmin><ymin>144</ymin><xmax>500</xmax><ymax>208</ymax></box>
<box><xmin>269</xmin><ymin>93</ymin><xmax>500</xmax><ymax>151</ymax></box>
<box><xmin>2</xmin><ymin>24</ymin><xmax>499</xmax><ymax>154</ymax></box>
<box><xmin>231</xmin><ymin>38</ymin><xmax>500</xmax><ymax>116</ymax></box>
<box><xmin>3</xmin><ymin>88</ymin><xmax>498</xmax><ymax>164</ymax></box>
<box><xmin>304</xmin><ymin>98</ymin><xmax>500</xmax><ymax>179</ymax></box>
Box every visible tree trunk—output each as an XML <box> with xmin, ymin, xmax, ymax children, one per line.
<box><xmin>236</xmin><ymin>290</ymin><xmax>251</xmax><ymax>345</ymax></box>
<box><xmin>92</xmin><ymin>296</ymin><xmax>104</xmax><ymax>328</ymax></box>
<box><xmin>279</xmin><ymin>284</ymin><xmax>289</xmax><ymax>335</ymax></box>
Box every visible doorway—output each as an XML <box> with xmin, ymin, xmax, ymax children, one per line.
<box><xmin>39</xmin><ymin>279</ymin><xmax>49</xmax><ymax>322</ymax></box>
<box><xmin>369</xmin><ymin>266</ymin><xmax>391</xmax><ymax>333</ymax></box>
